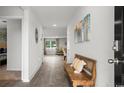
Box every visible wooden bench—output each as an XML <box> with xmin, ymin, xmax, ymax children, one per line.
<box><xmin>64</xmin><ymin>54</ymin><xmax>96</xmax><ymax>87</ymax></box>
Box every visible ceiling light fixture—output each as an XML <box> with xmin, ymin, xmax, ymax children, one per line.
<box><xmin>52</xmin><ymin>24</ymin><xmax>57</xmax><ymax>27</ymax></box>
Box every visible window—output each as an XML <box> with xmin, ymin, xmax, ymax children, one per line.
<box><xmin>51</xmin><ymin>41</ymin><xmax>56</xmax><ymax>47</ymax></box>
<box><xmin>46</xmin><ymin>41</ymin><xmax>51</xmax><ymax>48</ymax></box>
<box><xmin>45</xmin><ymin>40</ymin><xmax>57</xmax><ymax>48</ymax></box>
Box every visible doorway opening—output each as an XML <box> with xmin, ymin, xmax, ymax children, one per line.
<box><xmin>0</xmin><ymin>18</ymin><xmax>22</xmax><ymax>81</ymax></box>
<box><xmin>0</xmin><ymin>18</ymin><xmax>7</xmax><ymax>72</ymax></box>
<box><xmin>44</xmin><ymin>38</ymin><xmax>67</xmax><ymax>60</ymax></box>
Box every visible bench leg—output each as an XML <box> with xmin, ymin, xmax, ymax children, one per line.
<box><xmin>73</xmin><ymin>82</ymin><xmax>77</xmax><ymax>87</ymax></box>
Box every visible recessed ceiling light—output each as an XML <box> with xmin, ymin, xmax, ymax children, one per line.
<box><xmin>52</xmin><ymin>24</ymin><xmax>56</xmax><ymax>27</ymax></box>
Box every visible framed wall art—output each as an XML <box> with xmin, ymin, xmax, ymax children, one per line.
<box><xmin>74</xmin><ymin>13</ymin><xmax>91</xmax><ymax>43</ymax></box>
<box><xmin>82</xmin><ymin>14</ymin><xmax>91</xmax><ymax>41</ymax></box>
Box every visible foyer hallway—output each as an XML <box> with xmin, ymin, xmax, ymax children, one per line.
<box><xmin>0</xmin><ymin>55</ymin><xmax>71</xmax><ymax>87</ymax></box>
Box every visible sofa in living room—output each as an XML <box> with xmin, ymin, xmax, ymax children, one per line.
<box><xmin>56</xmin><ymin>48</ymin><xmax>64</xmax><ymax>55</ymax></box>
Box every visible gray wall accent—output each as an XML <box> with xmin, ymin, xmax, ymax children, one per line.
<box><xmin>7</xmin><ymin>19</ymin><xmax>22</xmax><ymax>71</ymax></box>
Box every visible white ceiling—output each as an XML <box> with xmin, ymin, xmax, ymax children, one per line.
<box><xmin>31</xmin><ymin>6</ymin><xmax>80</xmax><ymax>28</ymax></box>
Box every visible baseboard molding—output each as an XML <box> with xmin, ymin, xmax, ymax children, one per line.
<box><xmin>22</xmin><ymin>79</ymin><xmax>30</xmax><ymax>82</ymax></box>
<box><xmin>7</xmin><ymin>68</ymin><xmax>21</xmax><ymax>71</ymax></box>
<box><xmin>96</xmin><ymin>81</ymin><xmax>114</xmax><ymax>87</ymax></box>
<box><xmin>106</xmin><ymin>82</ymin><xmax>114</xmax><ymax>87</ymax></box>
<box><xmin>29</xmin><ymin>61</ymin><xmax>42</xmax><ymax>81</ymax></box>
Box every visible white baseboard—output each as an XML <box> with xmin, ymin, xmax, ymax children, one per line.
<box><xmin>96</xmin><ymin>81</ymin><xmax>114</xmax><ymax>87</ymax></box>
<box><xmin>7</xmin><ymin>68</ymin><xmax>21</xmax><ymax>71</ymax></box>
<box><xmin>22</xmin><ymin>79</ymin><xmax>30</xmax><ymax>82</ymax></box>
<box><xmin>29</xmin><ymin>61</ymin><xmax>42</xmax><ymax>81</ymax></box>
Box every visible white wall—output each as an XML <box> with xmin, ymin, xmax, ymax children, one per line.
<box><xmin>44</xmin><ymin>27</ymin><xmax>67</xmax><ymax>38</ymax></box>
<box><xmin>67</xmin><ymin>6</ymin><xmax>114</xmax><ymax>87</ymax></box>
<box><xmin>28</xmin><ymin>9</ymin><xmax>43</xmax><ymax>80</ymax></box>
<box><xmin>58</xmin><ymin>38</ymin><xmax>67</xmax><ymax>48</ymax></box>
<box><xmin>22</xmin><ymin>8</ymin><xmax>29</xmax><ymax>82</ymax></box>
<box><xmin>45</xmin><ymin>38</ymin><xmax>56</xmax><ymax>41</ymax></box>
<box><xmin>7</xmin><ymin>19</ymin><xmax>22</xmax><ymax>71</ymax></box>
<box><xmin>21</xmin><ymin>7</ymin><xmax>44</xmax><ymax>82</ymax></box>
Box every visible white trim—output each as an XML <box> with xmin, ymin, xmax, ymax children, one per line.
<box><xmin>7</xmin><ymin>68</ymin><xmax>21</xmax><ymax>71</ymax></box>
<box><xmin>29</xmin><ymin>61</ymin><xmax>42</xmax><ymax>81</ymax></box>
<box><xmin>21</xmin><ymin>9</ymin><xmax>30</xmax><ymax>82</ymax></box>
<box><xmin>22</xmin><ymin>79</ymin><xmax>30</xmax><ymax>82</ymax></box>
<box><xmin>0</xmin><ymin>16</ymin><xmax>23</xmax><ymax>19</ymax></box>
<box><xmin>96</xmin><ymin>81</ymin><xmax>114</xmax><ymax>87</ymax></box>
<box><xmin>44</xmin><ymin>36</ymin><xmax>67</xmax><ymax>38</ymax></box>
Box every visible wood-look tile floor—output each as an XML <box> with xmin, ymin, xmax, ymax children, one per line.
<box><xmin>0</xmin><ymin>55</ymin><xmax>71</xmax><ymax>87</ymax></box>
<box><xmin>0</xmin><ymin>65</ymin><xmax>21</xmax><ymax>81</ymax></box>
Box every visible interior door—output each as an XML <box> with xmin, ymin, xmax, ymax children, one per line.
<box><xmin>108</xmin><ymin>6</ymin><xmax>124</xmax><ymax>86</ymax></box>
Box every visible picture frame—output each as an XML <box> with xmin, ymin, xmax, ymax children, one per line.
<box><xmin>74</xmin><ymin>13</ymin><xmax>91</xmax><ymax>43</ymax></box>
<box><xmin>82</xmin><ymin>14</ymin><xmax>91</xmax><ymax>41</ymax></box>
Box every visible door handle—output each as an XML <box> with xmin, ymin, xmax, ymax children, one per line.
<box><xmin>108</xmin><ymin>58</ymin><xmax>119</xmax><ymax>64</ymax></box>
